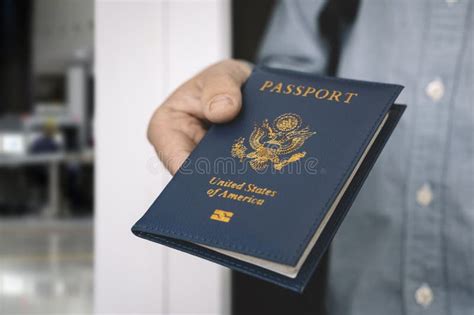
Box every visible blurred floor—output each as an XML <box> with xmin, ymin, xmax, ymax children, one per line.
<box><xmin>0</xmin><ymin>217</ymin><xmax>93</xmax><ymax>315</ymax></box>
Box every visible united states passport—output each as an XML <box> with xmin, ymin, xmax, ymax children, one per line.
<box><xmin>132</xmin><ymin>66</ymin><xmax>405</xmax><ymax>292</ymax></box>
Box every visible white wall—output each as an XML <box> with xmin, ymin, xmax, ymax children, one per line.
<box><xmin>95</xmin><ymin>1</ymin><xmax>231</xmax><ymax>314</ymax></box>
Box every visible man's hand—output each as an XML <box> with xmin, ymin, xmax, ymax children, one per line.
<box><xmin>147</xmin><ymin>59</ymin><xmax>252</xmax><ymax>175</ymax></box>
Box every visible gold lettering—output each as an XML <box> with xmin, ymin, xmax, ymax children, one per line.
<box><xmin>258</xmin><ymin>81</ymin><xmax>359</xmax><ymax>104</ymax></box>
<box><xmin>328</xmin><ymin>90</ymin><xmax>342</xmax><ymax>102</ymax></box>
<box><xmin>284</xmin><ymin>84</ymin><xmax>295</xmax><ymax>95</ymax></box>
<box><xmin>207</xmin><ymin>188</ymin><xmax>221</xmax><ymax>198</ymax></box>
<box><xmin>303</xmin><ymin>86</ymin><xmax>316</xmax><ymax>97</ymax></box>
<box><xmin>343</xmin><ymin>92</ymin><xmax>358</xmax><ymax>104</ymax></box>
<box><xmin>294</xmin><ymin>85</ymin><xmax>304</xmax><ymax>96</ymax></box>
<box><xmin>315</xmin><ymin>89</ymin><xmax>330</xmax><ymax>99</ymax></box>
<box><xmin>270</xmin><ymin>82</ymin><xmax>283</xmax><ymax>93</ymax></box>
<box><xmin>259</xmin><ymin>80</ymin><xmax>274</xmax><ymax>91</ymax></box>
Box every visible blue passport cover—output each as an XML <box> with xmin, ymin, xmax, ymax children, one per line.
<box><xmin>132</xmin><ymin>66</ymin><xmax>405</xmax><ymax>292</ymax></box>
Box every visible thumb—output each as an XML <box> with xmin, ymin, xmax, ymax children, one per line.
<box><xmin>200</xmin><ymin>60</ymin><xmax>252</xmax><ymax>123</ymax></box>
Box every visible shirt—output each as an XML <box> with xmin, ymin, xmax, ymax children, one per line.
<box><xmin>258</xmin><ymin>1</ymin><xmax>474</xmax><ymax>314</ymax></box>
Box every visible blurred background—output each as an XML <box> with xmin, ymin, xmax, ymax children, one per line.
<box><xmin>0</xmin><ymin>0</ymin><xmax>328</xmax><ymax>314</ymax></box>
<box><xmin>1</xmin><ymin>0</ymin><xmax>93</xmax><ymax>314</ymax></box>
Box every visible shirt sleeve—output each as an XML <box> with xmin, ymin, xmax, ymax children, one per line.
<box><xmin>257</xmin><ymin>0</ymin><xmax>330</xmax><ymax>74</ymax></box>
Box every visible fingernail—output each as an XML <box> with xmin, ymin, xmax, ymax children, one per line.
<box><xmin>209</xmin><ymin>95</ymin><xmax>234</xmax><ymax>112</ymax></box>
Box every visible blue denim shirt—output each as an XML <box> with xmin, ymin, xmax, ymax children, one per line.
<box><xmin>258</xmin><ymin>1</ymin><xmax>473</xmax><ymax>314</ymax></box>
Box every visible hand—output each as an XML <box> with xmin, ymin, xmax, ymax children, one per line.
<box><xmin>147</xmin><ymin>59</ymin><xmax>252</xmax><ymax>175</ymax></box>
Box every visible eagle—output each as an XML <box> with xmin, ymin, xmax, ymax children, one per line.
<box><xmin>231</xmin><ymin>114</ymin><xmax>316</xmax><ymax>171</ymax></box>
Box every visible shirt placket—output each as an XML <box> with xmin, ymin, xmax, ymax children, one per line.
<box><xmin>403</xmin><ymin>1</ymin><xmax>469</xmax><ymax>314</ymax></box>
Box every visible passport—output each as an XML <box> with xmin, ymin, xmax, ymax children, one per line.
<box><xmin>132</xmin><ymin>66</ymin><xmax>405</xmax><ymax>292</ymax></box>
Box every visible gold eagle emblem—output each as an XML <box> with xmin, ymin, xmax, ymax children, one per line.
<box><xmin>231</xmin><ymin>113</ymin><xmax>316</xmax><ymax>171</ymax></box>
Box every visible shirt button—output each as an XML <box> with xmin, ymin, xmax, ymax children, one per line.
<box><xmin>416</xmin><ymin>183</ymin><xmax>433</xmax><ymax>207</ymax></box>
<box><xmin>425</xmin><ymin>79</ymin><xmax>445</xmax><ymax>102</ymax></box>
<box><xmin>415</xmin><ymin>284</ymin><xmax>434</xmax><ymax>307</ymax></box>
